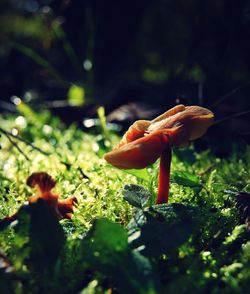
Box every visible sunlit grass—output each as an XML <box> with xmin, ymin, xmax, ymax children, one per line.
<box><xmin>0</xmin><ymin>109</ymin><xmax>249</xmax><ymax>293</ymax></box>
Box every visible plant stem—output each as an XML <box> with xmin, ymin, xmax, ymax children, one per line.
<box><xmin>4</xmin><ymin>131</ymin><xmax>30</xmax><ymax>161</ymax></box>
<box><xmin>157</xmin><ymin>144</ymin><xmax>172</xmax><ymax>204</ymax></box>
<box><xmin>0</xmin><ymin>127</ymin><xmax>50</xmax><ymax>156</ymax></box>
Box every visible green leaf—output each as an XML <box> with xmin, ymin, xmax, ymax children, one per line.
<box><xmin>150</xmin><ymin>203</ymin><xmax>197</xmax><ymax>223</ymax></box>
<box><xmin>15</xmin><ymin>200</ymin><xmax>66</xmax><ymax>271</ymax></box>
<box><xmin>223</xmin><ymin>225</ymin><xmax>246</xmax><ymax>246</ymax></box>
<box><xmin>123</xmin><ymin>169</ymin><xmax>150</xmax><ymax>182</ymax></box>
<box><xmin>123</xmin><ymin>184</ymin><xmax>151</xmax><ymax>209</ymax></box>
<box><xmin>128</xmin><ymin>203</ymin><xmax>198</xmax><ymax>257</ymax></box>
<box><xmin>17</xmin><ymin>101</ymin><xmax>39</xmax><ymax>124</ymax></box>
<box><xmin>82</xmin><ymin>218</ymin><xmax>158</xmax><ymax>294</ymax></box>
<box><xmin>172</xmin><ymin>171</ymin><xmax>202</xmax><ymax>190</ymax></box>
<box><xmin>84</xmin><ymin>218</ymin><xmax>128</xmax><ymax>253</ymax></box>
<box><xmin>68</xmin><ymin>84</ymin><xmax>85</xmax><ymax>106</ymax></box>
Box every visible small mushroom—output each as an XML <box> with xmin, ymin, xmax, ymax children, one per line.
<box><xmin>104</xmin><ymin>105</ymin><xmax>214</xmax><ymax>204</ymax></box>
<box><xmin>27</xmin><ymin>172</ymin><xmax>77</xmax><ymax>219</ymax></box>
<box><xmin>0</xmin><ymin>173</ymin><xmax>77</xmax><ymax>226</ymax></box>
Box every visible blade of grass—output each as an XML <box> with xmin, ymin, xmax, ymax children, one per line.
<box><xmin>2</xmin><ymin>131</ymin><xmax>30</xmax><ymax>161</ymax></box>
<box><xmin>213</xmin><ymin>110</ymin><xmax>250</xmax><ymax>126</ymax></box>
<box><xmin>11</xmin><ymin>41</ymin><xmax>65</xmax><ymax>83</ymax></box>
<box><xmin>52</xmin><ymin>23</ymin><xmax>82</xmax><ymax>74</ymax></box>
<box><xmin>0</xmin><ymin>127</ymin><xmax>50</xmax><ymax>156</ymax></box>
<box><xmin>210</xmin><ymin>82</ymin><xmax>250</xmax><ymax>109</ymax></box>
<box><xmin>97</xmin><ymin>106</ymin><xmax>110</xmax><ymax>140</ymax></box>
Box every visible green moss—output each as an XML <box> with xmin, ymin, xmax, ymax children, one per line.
<box><xmin>0</xmin><ymin>111</ymin><xmax>249</xmax><ymax>293</ymax></box>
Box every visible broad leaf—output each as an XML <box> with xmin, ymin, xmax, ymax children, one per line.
<box><xmin>172</xmin><ymin>171</ymin><xmax>202</xmax><ymax>191</ymax></box>
<box><xmin>15</xmin><ymin>200</ymin><xmax>66</xmax><ymax>270</ymax></box>
<box><xmin>128</xmin><ymin>203</ymin><xmax>198</xmax><ymax>257</ymax></box>
<box><xmin>123</xmin><ymin>169</ymin><xmax>150</xmax><ymax>182</ymax></box>
<box><xmin>123</xmin><ymin>184</ymin><xmax>151</xmax><ymax>209</ymax></box>
<box><xmin>81</xmin><ymin>218</ymin><xmax>158</xmax><ymax>294</ymax></box>
<box><xmin>150</xmin><ymin>203</ymin><xmax>197</xmax><ymax>222</ymax></box>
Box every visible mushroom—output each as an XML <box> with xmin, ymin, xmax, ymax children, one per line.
<box><xmin>27</xmin><ymin>172</ymin><xmax>77</xmax><ymax>219</ymax></box>
<box><xmin>104</xmin><ymin>105</ymin><xmax>214</xmax><ymax>204</ymax></box>
<box><xmin>1</xmin><ymin>172</ymin><xmax>77</xmax><ymax>226</ymax></box>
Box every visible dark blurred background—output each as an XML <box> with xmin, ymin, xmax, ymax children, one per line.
<box><xmin>1</xmin><ymin>0</ymin><xmax>250</xmax><ymax>155</ymax></box>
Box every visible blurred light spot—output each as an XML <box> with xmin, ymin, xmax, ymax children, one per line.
<box><xmin>68</xmin><ymin>85</ymin><xmax>85</xmax><ymax>106</ymax></box>
<box><xmin>24</xmin><ymin>90</ymin><xmax>37</xmax><ymax>102</ymax></box>
<box><xmin>15</xmin><ymin>116</ymin><xmax>27</xmax><ymax>128</ymax></box>
<box><xmin>175</xmin><ymin>98</ymin><xmax>181</xmax><ymax>104</ymax></box>
<box><xmin>83</xmin><ymin>59</ymin><xmax>92</xmax><ymax>71</ymax></box>
<box><xmin>128</xmin><ymin>231</ymin><xmax>141</xmax><ymax>243</ymax></box>
<box><xmin>40</xmin><ymin>6</ymin><xmax>51</xmax><ymax>14</ymax></box>
<box><xmin>43</xmin><ymin>124</ymin><xmax>53</xmax><ymax>135</ymax></box>
<box><xmin>11</xmin><ymin>128</ymin><xmax>19</xmax><ymax>136</ymax></box>
<box><xmin>204</xmin><ymin>271</ymin><xmax>211</xmax><ymax>278</ymax></box>
<box><xmin>117</xmin><ymin>112</ymin><xmax>128</xmax><ymax>121</ymax></box>
<box><xmin>88</xmin><ymin>280</ymin><xmax>98</xmax><ymax>288</ymax></box>
<box><xmin>92</xmin><ymin>143</ymin><xmax>99</xmax><ymax>152</ymax></box>
<box><xmin>3</xmin><ymin>162</ymin><xmax>11</xmax><ymax>172</ymax></box>
<box><xmin>137</xmin><ymin>245</ymin><xmax>146</xmax><ymax>252</ymax></box>
<box><xmin>11</xmin><ymin>96</ymin><xmax>22</xmax><ymax>105</ymax></box>
<box><xmin>10</xmin><ymin>220</ymin><xmax>18</xmax><ymax>228</ymax></box>
<box><xmin>63</xmin><ymin>181</ymin><xmax>70</xmax><ymax>188</ymax></box>
<box><xmin>83</xmin><ymin>118</ymin><xmax>95</xmax><ymax>128</ymax></box>
<box><xmin>104</xmin><ymin>140</ymin><xmax>111</xmax><ymax>148</ymax></box>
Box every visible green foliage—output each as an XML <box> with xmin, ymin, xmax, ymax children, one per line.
<box><xmin>19</xmin><ymin>201</ymin><xmax>65</xmax><ymax>270</ymax></box>
<box><xmin>171</xmin><ymin>170</ymin><xmax>203</xmax><ymax>193</ymax></box>
<box><xmin>123</xmin><ymin>184</ymin><xmax>150</xmax><ymax>209</ymax></box>
<box><xmin>123</xmin><ymin>169</ymin><xmax>151</xmax><ymax>182</ymax></box>
<box><xmin>81</xmin><ymin>218</ymin><xmax>158</xmax><ymax>294</ymax></box>
<box><xmin>127</xmin><ymin>201</ymin><xmax>198</xmax><ymax>257</ymax></box>
<box><xmin>0</xmin><ymin>112</ymin><xmax>250</xmax><ymax>293</ymax></box>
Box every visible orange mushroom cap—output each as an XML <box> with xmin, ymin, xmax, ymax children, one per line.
<box><xmin>27</xmin><ymin>172</ymin><xmax>77</xmax><ymax>219</ymax></box>
<box><xmin>104</xmin><ymin>104</ymin><xmax>214</xmax><ymax>169</ymax></box>
<box><xmin>104</xmin><ymin>129</ymin><xmax>170</xmax><ymax>169</ymax></box>
<box><xmin>27</xmin><ymin>172</ymin><xmax>56</xmax><ymax>194</ymax></box>
<box><xmin>1</xmin><ymin>172</ymin><xmax>77</xmax><ymax>225</ymax></box>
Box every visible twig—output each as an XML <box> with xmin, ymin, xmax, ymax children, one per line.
<box><xmin>0</xmin><ymin>127</ymin><xmax>78</xmax><ymax>171</ymax></box>
<box><xmin>0</xmin><ymin>127</ymin><xmax>50</xmax><ymax>156</ymax></box>
<box><xmin>78</xmin><ymin>167</ymin><xmax>90</xmax><ymax>180</ymax></box>
<box><xmin>4</xmin><ymin>131</ymin><xmax>30</xmax><ymax>161</ymax></box>
<box><xmin>0</xmin><ymin>127</ymin><xmax>92</xmax><ymax>179</ymax></box>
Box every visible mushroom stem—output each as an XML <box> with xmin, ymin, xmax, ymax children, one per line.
<box><xmin>156</xmin><ymin>144</ymin><xmax>172</xmax><ymax>204</ymax></box>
